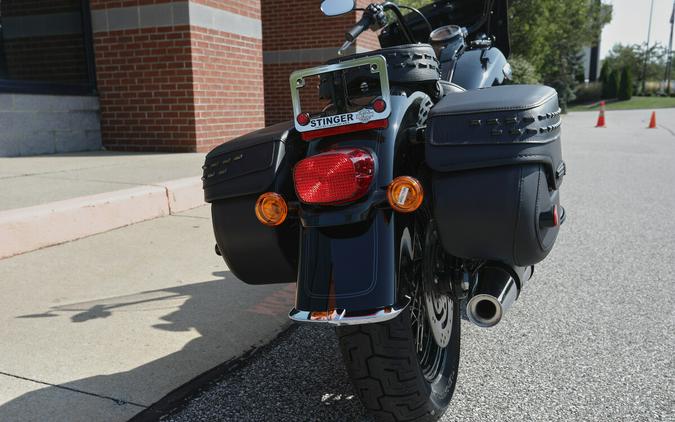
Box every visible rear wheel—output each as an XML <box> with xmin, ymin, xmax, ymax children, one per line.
<box><xmin>337</xmin><ymin>220</ymin><xmax>460</xmax><ymax>422</ymax></box>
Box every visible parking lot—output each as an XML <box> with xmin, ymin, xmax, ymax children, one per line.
<box><xmin>165</xmin><ymin>109</ymin><xmax>675</xmax><ymax>422</ymax></box>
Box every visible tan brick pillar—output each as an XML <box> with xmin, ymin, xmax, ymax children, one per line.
<box><xmin>90</xmin><ymin>0</ymin><xmax>264</xmax><ymax>152</ymax></box>
<box><xmin>261</xmin><ymin>0</ymin><xmax>379</xmax><ymax>126</ymax></box>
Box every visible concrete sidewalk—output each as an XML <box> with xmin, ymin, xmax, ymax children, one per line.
<box><xmin>0</xmin><ymin>205</ymin><xmax>295</xmax><ymax>422</ymax></box>
<box><xmin>0</xmin><ymin>151</ymin><xmax>206</xmax><ymax>210</ymax></box>
<box><xmin>0</xmin><ymin>152</ymin><xmax>207</xmax><ymax>258</ymax></box>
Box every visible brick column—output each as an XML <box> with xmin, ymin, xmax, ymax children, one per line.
<box><xmin>261</xmin><ymin>0</ymin><xmax>379</xmax><ymax>126</ymax></box>
<box><xmin>90</xmin><ymin>0</ymin><xmax>264</xmax><ymax>152</ymax></box>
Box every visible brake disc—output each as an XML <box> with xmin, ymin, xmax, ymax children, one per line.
<box><xmin>422</xmin><ymin>224</ymin><xmax>453</xmax><ymax>348</ymax></box>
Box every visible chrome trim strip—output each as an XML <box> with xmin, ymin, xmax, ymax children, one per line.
<box><xmin>288</xmin><ymin>298</ymin><xmax>409</xmax><ymax>326</ymax></box>
<box><xmin>91</xmin><ymin>2</ymin><xmax>262</xmax><ymax>39</ymax></box>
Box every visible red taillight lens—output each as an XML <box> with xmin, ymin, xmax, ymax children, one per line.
<box><xmin>294</xmin><ymin>148</ymin><xmax>374</xmax><ymax>205</ymax></box>
<box><xmin>372</xmin><ymin>98</ymin><xmax>386</xmax><ymax>113</ymax></box>
<box><xmin>297</xmin><ymin>112</ymin><xmax>310</xmax><ymax>126</ymax></box>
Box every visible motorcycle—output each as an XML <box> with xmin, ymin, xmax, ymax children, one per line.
<box><xmin>202</xmin><ymin>0</ymin><xmax>565</xmax><ymax>420</ymax></box>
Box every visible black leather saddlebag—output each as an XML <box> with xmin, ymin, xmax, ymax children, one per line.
<box><xmin>426</xmin><ymin>85</ymin><xmax>565</xmax><ymax>266</ymax></box>
<box><xmin>203</xmin><ymin>122</ymin><xmax>304</xmax><ymax>284</ymax></box>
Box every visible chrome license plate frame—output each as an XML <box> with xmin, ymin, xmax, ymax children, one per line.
<box><xmin>289</xmin><ymin>55</ymin><xmax>391</xmax><ymax>134</ymax></box>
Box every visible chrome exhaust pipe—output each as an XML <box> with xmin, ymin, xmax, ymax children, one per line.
<box><xmin>466</xmin><ymin>265</ymin><xmax>532</xmax><ymax>328</ymax></box>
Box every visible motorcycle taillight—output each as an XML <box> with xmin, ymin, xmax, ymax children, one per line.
<box><xmin>293</xmin><ymin>148</ymin><xmax>374</xmax><ymax>205</ymax></box>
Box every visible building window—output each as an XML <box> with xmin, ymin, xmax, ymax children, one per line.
<box><xmin>0</xmin><ymin>0</ymin><xmax>95</xmax><ymax>95</ymax></box>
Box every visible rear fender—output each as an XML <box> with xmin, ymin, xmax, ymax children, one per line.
<box><xmin>291</xmin><ymin>92</ymin><xmax>429</xmax><ymax>322</ymax></box>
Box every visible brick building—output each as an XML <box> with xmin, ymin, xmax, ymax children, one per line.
<box><xmin>0</xmin><ymin>0</ymin><xmax>375</xmax><ymax>156</ymax></box>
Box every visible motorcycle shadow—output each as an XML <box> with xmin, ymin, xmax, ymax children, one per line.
<box><xmin>0</xmin><ymin>272</ymin><xmax>373</xmax><ymax>421</ymax></box>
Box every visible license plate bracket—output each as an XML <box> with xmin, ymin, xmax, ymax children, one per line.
<box><xmin>290</xmin><ymin>55</ymin><xmax>391</xmax><ymax>135</ymax></box>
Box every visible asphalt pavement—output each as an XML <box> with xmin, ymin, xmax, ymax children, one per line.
<box><xmin>165</xmin><ymin>109</ymin><xmax>675</xmax><ymax>422</ymax></box>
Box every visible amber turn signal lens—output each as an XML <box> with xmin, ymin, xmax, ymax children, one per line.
<box><xmin>387</xmin><ymin>176</ymin><xmax>423</xmax><ymax>213</ymax></box>
<box><xmin>255</xmin><ymin>192</ymin><xmax>288</xmax><ymax>226</ymax></box>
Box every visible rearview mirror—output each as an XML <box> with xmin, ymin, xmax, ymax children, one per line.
<box><xmin>320</xmin><ymin>0</ymin><xmax>355</xmax><ymax>16</ymax></box>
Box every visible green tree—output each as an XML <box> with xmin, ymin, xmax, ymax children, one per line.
<box><xmin>618</xmin><ymin>67</ymin><xmax>633</xmax><ymax>100</ymax></box>
<box><xmin>508</xmin><ymin>55</ymin><xmax>541</xmax><ymax>84</ymax></box>
<box><xmin>604</xmin><ymin>42</ymin><xmax>668</xmax><ymax>93</ymax></box>
<box><xmin>391</xmin><ymin>0</ymin><xmax>429</xmax><ymax>9</ymax></box>
<box><xmin>509</xmin><ymin>0</ymin><xmax>612</xmax><ymax>110</ymax></box>
<box><xmin>607</xmin><ymin>69</ymin><xmax>620</xmax><ymax>99</ymax></box>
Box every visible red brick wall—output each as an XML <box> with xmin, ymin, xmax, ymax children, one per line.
<box><xmin>94</xmin><ymin>26</ymin><xmax>197</xmax><ymax>152</ymax></box>
<box><xmin>262</xmin><ymin>0</ymin><xmax>355</xmax><ymax>50</ymax></box>
<box><xmin>190</xmin><ymin>27</ymin><xmax>264</xmax><ymax>152</ymax></box>
<box><xmin>92</xmin><ymin>0</ymin><xmax>265</xmax><ymax>152</ymax></box>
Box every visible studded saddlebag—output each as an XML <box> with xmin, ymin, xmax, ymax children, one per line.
<box><xmin>203</xmin><ymin>121</ymin><xmax>305</xmax><ymax>284</ymax></box>
<box><xmin>425</xmin><ymin>85</ymin><xmax>565</xmax><ymax>266</ymax></box>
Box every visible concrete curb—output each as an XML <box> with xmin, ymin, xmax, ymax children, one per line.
<box><xmin>0</xmin><ymin>176</ymin><xmax>204</xmax><ymax>259</ymax></box>
<box><xmin>163</xmin><ymin>177</ymin><xmax>205</xmax><ymax>214</ymax></box>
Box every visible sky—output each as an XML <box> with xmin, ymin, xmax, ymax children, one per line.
<box><xmin>601</xmin><ymin>0</ymin><xmax>675</xmax><ymax>58</ymax></box>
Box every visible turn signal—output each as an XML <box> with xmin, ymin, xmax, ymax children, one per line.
<box><xmin>255</xmin><ymin>192</ymin><xmax>288</xmax><ymax>226</ymax></box>
<box><xmin>387</xmin><ymin>176</ymin><xmax>423</xmax><ymax>213</ymax></box>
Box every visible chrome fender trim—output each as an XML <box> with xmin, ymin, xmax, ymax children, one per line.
<box><xmin>289</xmin><ymin>297</ymin><xmax>410</xmax><ymax>326</ymax></box>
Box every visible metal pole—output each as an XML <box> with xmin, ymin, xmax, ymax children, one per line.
<box><xmin>666</xmin><ymin>0</ymin><xmax>675</xmax><ymax>94</ymax></box>
<box><xmin>641</xmin><ymin>0</ymin><xmax>655</xmax><ymax>94</ymax></box>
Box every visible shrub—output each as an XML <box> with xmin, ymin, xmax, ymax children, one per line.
<box><xmin>508</xmin><ymin>55</ymin><xmax>541</xmax><ymax>85</ymax></box>
<box><xmin>607</xmin><ymin>70</ymin><xmax>620</xmax><ymax>98</ymax></box>
<box><xmin>549</xmin><ymin>79</ymin><xmax>576</xmax><ymax>113</ymax></box>
<box><xmin>574</xmin><ymin>82</ymin><xmax>602</xmax><ymax>103</ymax></box>
<box><xmin>601</xmin><ymin>82</ymin><xmax>612</xmax><ymax>99</ymax></box>
<box><xmin>575</xmin><ymin>69</ymin><xmax>586</xmax><ymax>83</ymax></box>
<box><xmin>599</xmin><ymin>61</ymin><xmax>610</xmax><ymax>85</ymax></box>
<box><xmin>618</xmin><ymin>67</ymin><xmax>633</xmax><ymax>100</ymax></box>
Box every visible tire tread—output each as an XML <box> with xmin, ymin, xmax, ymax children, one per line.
<box><xmin>337</xmin><ymin>311</ymin><xmax>447</xmax><ymax>422</ymax></box>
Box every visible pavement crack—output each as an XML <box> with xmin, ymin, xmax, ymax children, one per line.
<box><xmin>164</xmin><ymin>186</ymin><xmax>174</xmax><ymax>215</ymax></box>
<box><xmin>657</xmin><ymin>124</ymin><xmax>675</xmax><ymax>137</ymax></box>
<box><xmin>0</xmin><ymin>371</ymin><xmax>147</xmax><ymax>408</ymax></box>
<box><xmin>170</xmin><ymin>214</ymin><xmax>210</xmax><ymax>220</ymax></box>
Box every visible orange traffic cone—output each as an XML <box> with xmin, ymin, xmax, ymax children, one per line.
<box><xmin>648</xmin><ymin>111</ymin><xmax>657</xmax><ymax>129</ymax></box>
<box><xmin>595</xmin><ymin>101</ymin><xmax>606</xmax><ymax>128</ymax></box>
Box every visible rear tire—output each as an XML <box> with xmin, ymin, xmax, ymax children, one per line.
<box><xmin>337</xmin><ymin>299</ymin><xmax>460</xmax><ymax>421</ymax></box>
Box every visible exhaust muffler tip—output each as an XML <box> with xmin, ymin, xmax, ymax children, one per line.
<box><xmin>465</xmin><ymin>265</ymin><xmax>523</xmax><ymax>328</ymax></box>
<box><xmin>466</xmin><ymin>294</ymin><xmax>503</xmax><ymax>328</ymax></box>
